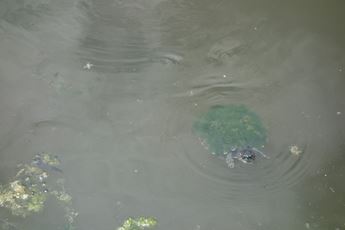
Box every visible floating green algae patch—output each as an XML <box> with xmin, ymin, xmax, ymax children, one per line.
<box><xmin>0</xmin><ymin>179</ymin><xmax>46</xmax><ymax>216</ymax></box>
<box><xmin>0</xmin><ymin>153</ymin><xmax>77</xmax><ymax>228</ymax></box>
<box><xmin>117</xmin><ymin>217</ymin><xmax>157</xmax><ymax>230</ymax></box>
<box><xmin>41</xmin><ymin>153</ymin><xmax>60</xmax><ymax>166</ymax></box>
<box><xmin>193</xmin><ymin>105</ymin><xmax>267</xmax><ymax>155</ymax></box>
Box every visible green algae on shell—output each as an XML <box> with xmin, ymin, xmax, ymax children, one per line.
<box><xmin>193</xmin><ymin>105</ymin><xmax>267</xmax><ymax>155</ymax></box>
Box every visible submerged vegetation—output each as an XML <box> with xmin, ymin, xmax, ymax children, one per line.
<box><xmin>193</xmin><ymin>105</ymin><xmax>267</xmax><ymax>155</ymax></box>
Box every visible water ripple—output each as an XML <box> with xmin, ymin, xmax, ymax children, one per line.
<box><xmin>173</xmin><ymin>84</ymin><xmax>312</xmax><ymax>202</ymax></box>
<box><xmin>179</xmin><ymin>134</ymin><xmax>312</xmax><ymax>201</ymax></box>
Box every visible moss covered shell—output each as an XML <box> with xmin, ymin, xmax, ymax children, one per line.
<box><xmin>193</xmin><ymin>105</ymin><xmax>267</xmax><ymax>155</ymax></box>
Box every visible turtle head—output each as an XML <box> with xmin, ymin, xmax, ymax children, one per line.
<box><xmin>239</xmin><ymin>148</ymin><xmax>256</xmax><ymax>163</ymax></box>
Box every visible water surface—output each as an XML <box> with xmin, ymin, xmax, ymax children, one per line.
<box><xmin>1</xmin><ymin>0</ymin><xmax>345</xmax><ymax>229</ymax></box>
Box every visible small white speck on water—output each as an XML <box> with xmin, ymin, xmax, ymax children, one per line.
<box><xmin>194</xmin><ymin>103</ymin><xmax>198</xmax><ymax>107</ymax></box>
<box><xmin>290</xmin><ymin>145</ymin><xmax>302</xmax><ymax>155</ymax></box>
<box><xmin>338</xmin><ymin>68</ymin><xmax>343</xmax><ymax>72</ymax></box>
<box><xmin>133</xmin><ymin>169</ymin><xmax>138</xmax><ymax>173</ymax></box>
<box><xmin>83</xmin><ymin>62</ymin><xmax>94</xmax><ymax>70</ymax></box>
<box><xmin>136</xmin><ymin>99</ymin><xmax>143</xmax><ymax>103</ymax></box>
<box><xmin>324</xmin><ymin>174</ymin><xmax>327</xmax><ymax>177</ymax></box>
<box><xmin>254</xmin><ymin>27</ymin><xmax>258</xmax><ymax>31</ymax></box>
<box><xmin>223</xmin><ymin>74</ymin><xmax>227</xmax><ymax>78</ymax></box>
<box><xmin>190</xmin><ymin>90</ymin><xmax>194</xmax><ymax>96</ymax></box>
<box><xmin>336</xmin><ymin>111</ymin><xmax>341</xmax><ymax>115</ymax></box>
<box><xmin>329</xmin><ymin>187</ymin><xmax>335</xmax><ymax>193</ymax></box>
<box><xmin>305</xmin><ymin>222</ymin><xmax>310</xmax><ymax>229</ymax></box>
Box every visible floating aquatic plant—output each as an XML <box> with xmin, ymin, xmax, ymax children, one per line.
<box><xmin>0</xmin><ymin>152</ymin><xmax>77</xmax><ymax>227</ymax></box>
<box><xmin>0</xmin><ymin>180</ymin><xmax>46</xmax><ymax>217</ymax></box>
<box><xmin>117</xmin><ymin>217</ymin><xmax>157</xmax><ymax>230</ymax></box>
<box><xmin>41</xmin><ymin>153</ymin><xmax>60</xmax><ymax>166</ymax></box>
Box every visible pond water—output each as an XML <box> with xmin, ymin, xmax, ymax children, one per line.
<box><xmin>1</xmin><ymin>0</ymin><xmax>345</xmax><ymax>229</ymax></box>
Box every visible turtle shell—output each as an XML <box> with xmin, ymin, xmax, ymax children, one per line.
<box><xmin>193</xmin><ymin>105</ymin><xmax>267</xmax><ymax>155</ymax></box>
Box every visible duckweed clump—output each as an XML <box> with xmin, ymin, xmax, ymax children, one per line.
<box><xmin>0</xmin><ymin>153</ymin><xmax>76</xmax><ymax>223</ymax></box>
<box><xmin>41</xmin><ymin>153</ymin><xmax>61</xmax><ymax>166</ymax></box>
<box><xmin>0</xmin><ymin>176</ymin><xmax>47</xmax><ymax>217</ymax></box>
<box><xmin>117</xmin><ymin>217</ymin><xmax>157</xmax><ymax>230</ymax></box>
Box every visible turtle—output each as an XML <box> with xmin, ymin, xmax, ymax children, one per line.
<box><xmin>193</xmin><ymin>105</ymin><xmax>269</xmax><ymax>168</ymax></box>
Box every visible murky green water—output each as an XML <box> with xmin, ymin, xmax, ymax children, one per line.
<box><xmin>1</xmin><ymin>0</ymin><xmax>345</xmax><ymax>229</ymax></box>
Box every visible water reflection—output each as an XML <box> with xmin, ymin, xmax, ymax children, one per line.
<box><xmin>1</xmin><ymin>0</ymin><xmax>345</xmax><ymax>229</ymax></box>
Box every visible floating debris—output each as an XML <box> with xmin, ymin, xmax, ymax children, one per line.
<box><xmin>117</xmin><ymin>217</ymin><xmax>157</xmax><ymax>230</ymax></box>
<box><xmin>329</xmin><ymin>187</ymin><xmax>335</xmax><ymax>193</ymax></box>
<box><xmin>289</xmin><ymin>145</ymin><xmax>302</xmax><ymax>156</ymax></box>
<box><xmin>0</xmin><ymin>164</ymin><xmax>50</xmax><ymax>217</ymax></box>
<box><xmin>0</xmin><ymin>152</ymin><xmax>77</xmax><ymax>229</ymax></box>
<box><xmin>83</xmin><ymin>62</ymin><xmax>94</xmax><ymax>70</ymax></box>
